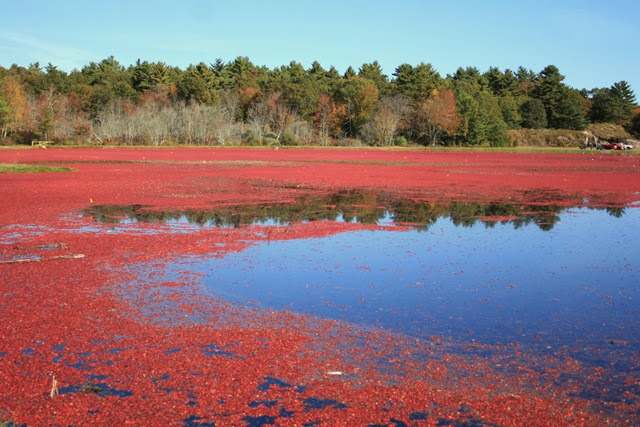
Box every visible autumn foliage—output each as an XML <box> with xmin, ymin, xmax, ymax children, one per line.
<box><xmin>413</xmin><ymin>89</ymin><xmax>461</xmax><ymax>145</ymax></box>
<box><xmin>0</xmin><ymin>57</ymin><xmax>637</xmax><ymax>146</ymax></box>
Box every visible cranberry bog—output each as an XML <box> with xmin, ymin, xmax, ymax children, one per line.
<box><xmin>1</xmin><ymin>147</ymin><xmax>639</xmax><ymax>426</ymax></box>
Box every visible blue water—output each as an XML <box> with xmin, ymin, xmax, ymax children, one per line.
<box><xmin>182</xmin><ymin>208</ymin><xmax>640</xmax><ymax>353</ymax></box>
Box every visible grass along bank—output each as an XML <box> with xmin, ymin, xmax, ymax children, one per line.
<box><xmin>0</xmin><ymin>163</ymin><xmax>73</xmax><ymax>174</ymax></box>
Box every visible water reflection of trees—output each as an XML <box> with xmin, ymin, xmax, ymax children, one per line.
<box><xmin>84</xmin><ymin>190</ymin><xmax>628</xmax><ymax>232</ymax></box>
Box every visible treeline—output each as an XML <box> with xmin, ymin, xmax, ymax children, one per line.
<box><xmin>85</xmin><ymin>190</ymin><xmax>628</xmax><ymax>232</ymax></box>
<box><xmin>0</xmin><ymin>56</ymin><xmax>638</xmax><ymax>147</ymax></box>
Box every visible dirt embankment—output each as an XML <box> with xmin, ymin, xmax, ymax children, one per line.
<box><xmin>507</xmin><ymin>123</ymin><xmax>635</xmax><ymax>147</ymax></box>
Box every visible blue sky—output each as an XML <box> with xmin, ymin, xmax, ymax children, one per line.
<box><xmin>0</xmin><ymin>0</ymin><xmax>638</xmax><ymax>95</ymax></box>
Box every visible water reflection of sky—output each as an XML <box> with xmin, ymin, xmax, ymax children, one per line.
<box><xmin>84</xmin><ymin>192</ymin><xmax>585</xmax><ymax>232</ymax></box>
<box><xmin>191</xmin><ymin>208</ymin><xmax>640</xmax><ymax>355</ymax></box>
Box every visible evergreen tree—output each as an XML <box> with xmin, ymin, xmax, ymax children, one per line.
<box><xmin>452</xmin><ymin>67</ymin><xmax>488</xmax><ymax>89</ymax></box>
<box><xmin>324</xmin><ymin>66</ymin><xmax>342</xmax><ymax>95</ymax></box>
<box><xmin>343</xmin><ymin>66</ymin><xmax>357</xmax><ymax>79</ymax></box>
<box><xmin>514</xmin><ymin>66</ymin><xmax>537</xmax><ymax>96</ymax></box>
<box><xmin>358</xmin><ymin>61</ymin><xmax>389</xmax><ymax>96</ymax></box>
<box><xmin>44</xmin><ymin>63</ymin><xmax>68</xmax><ymax>93</ymax></box>
<box><xmin>151</xmin><ymin>62</ymin><xmax>174</xmax><ymax>88</ymax></box>
<box><xmin>630</xmin><ymin>113</ymin><xmax>640</xmax><ymax>138</ymax></box>
<box><xmin>177</xmin><ymin>62</ymin><xmax>218</xmax><ymax>104</ymax></box>
<box><xmin>308</xmin><ymin>61</ymin><xmax>326</xmax><ymax>76</ymax></box>
<box><xmin>484</xmin><ymin>67</ymin><xmax>519</xmax><ymax>96</ymax></box>
<box><xmin>590</xmin><ymin>82</ymin><xmax>635</xmax><ymax>124</ymax></box>
<box><xmin>498</xmin><ymin>95</ymin><xmax>522</xmax><ymax>128</ymax></box>
<box><xmin>515</xmin><ymin>66</ymin><xmax>537</xmax><ymax>84</ymax></box>
<box><xmin>553</xmin><ymin>89</ymin><xmax>588</xmax><ymax>130</ymax></box>
<box><xmin>228</xmin><ymin>56</ymin><xmax>260</xmax><ymax>90</ymax></box>
<box><xmin>519</xmin><ymin>98</ymin><xmax>547</xmax><ymax>129</ymax></box>
<box><xmin>79</xmin><ymin>56</ymin><xmax>136</xmax><ymax>117</ymax></box>
<box><xmin>532</xmin><ymin>65</ymin><xmax>566</xmax><ymax>128</ymax></box>
<box><xmin>453</xmin><ymin>80</ymin><xmax>507</xmax><ymax>146</ymax></box>
<box><xmin>131</xmin><ymin>59</ymin><xmax>155</xmax><ymax>93</ymax></box>
<box><xmin>283</xmin><ymin>71</ymin><xmax>327</xmax><ymax>120</ymax></box>
<box><xmin>392</xmin><ymin>63</ymin><xmax>442</xmax><ymax>100</ymax></box>
<box><xmin>611</xmin><ymin>80</ymin><xmax>636</xmax><ymax>106</ymax></box>
<box><xmin>335</xmin><ymin>76</ymin><xmax>379</xmax><ymax>137</ymax></box>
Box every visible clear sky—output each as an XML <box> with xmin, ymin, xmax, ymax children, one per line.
<box><xmin>0</xmin><ymin>0</ymin><xmax>637</xmax><ymax>95</ymax></box>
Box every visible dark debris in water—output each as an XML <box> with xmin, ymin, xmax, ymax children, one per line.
<box><xmin>58</xmin><ymin>382</ymin><xmax>132</xmax><ymax>398</ymax></box>
<box><xmin>183</xmin><ymin>415</ymin><xmax>215</xmax><ymax>427</ymax></box>
<box><xmin>36</xmin><ymin>242</ymin><xmax>68</xmax><ymax>250</ymax></box>
<box><xmin>409</xmin><ymin>411</ymin><xmax>429</xmax><ymax>420</ymax></box>
<box><xmin>436</xmin><ymin>418</ymin><xmax>501</xmax><ymax>427</ymax></box>
<box><xmin>257</xmin><ymin>376</ymin><xmax>306</xmax><ymax>393</ymax></box>
<box><xmin>244</xmin><ymin>407</ymin><xmax>294</xmax><ymax>427</ymax></box>
<box><xmin>248</xmin><ymin>400</ymin><xmax>278</xmax><ymax>408</ymax></box>
<box><xmin>303</xmin><ymin>397</ymin><xmax>347</xmax><ymax>411</ymax></box>
<box><xmin>201</xmin><ymin>343</ymin><xmax>234</xmax><ymax>357</ymax></box>
<box><xmin>243</xmin><ymin>415</ymin><xmax>275</xmax><ymax>427</ymax></box>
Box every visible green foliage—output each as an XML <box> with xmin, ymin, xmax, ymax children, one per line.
<box><xmin>76</xmin><ymin>56</ymin><xmax>138</xmax><ymax>117</ymax></box>
<box><xmin>392</xmin><ymin>63</ymin><xmax>442</xmax><ymax>100</ymax></box>
<box><xmin>177</xmin><ymin>62</ymin><xmax>218</xmax><ymax>104</ymax></box>
<box><xmin>612</xmin><ymin>80</ymin><xmax>636</xmax><ymax>105</ymax></box>
<box><xmin>553</xmin><ymin>89</ymin><xmax>588</xmax><ymax>130</ymax></box>
<box><xmin>631</xmin><ymin>113</ymin><xmax>640</xmax><ymax>138</ymax></box>
<box><xmin>485</xmin><ymin>67</ymin><xmax>519</xmax><ymax>96</ymax></box>
<box><xmin>0</xmin><ymin>95</ymin><xmax>11</xmax><ymax>133</ymax></box>
<box><xmin>532</xmin><ymin>65</ymin><xmax>567</xmax><ymax>129</ymax></box>
<box><xmin>263</xmin><ymin>136</ymin><xmax>278</xmax><ymax>146</ymax></box>
<box><xmin>44</xmin><ymin>63</ymin><xmax>69</xmax><ymax>92</ymax></box>
<box><xmin>590</xmin><ymin>89</ymin><xmax>624</xmax><ymax>124</ymax></box>
<box><xmin>514</xmin><ymin>66</ymin><xmax>537</xmax><ymax>96</ymax></box>
<box><xmin>335</xmin><ymin>77</ymin><xmax>379</xmax><ymax>137</ymax></box>
<box><xmin>280</xmin><ymin>132</ymin><xmax>298</xmax><ymax>146</ymax></box>
<box><xmin>308</xmin><ymin>61</ymin><xmax>326</xmax><ymax>76</ymax></box>
<box><xmin>241</xmin><ymin>130</ymin><xmax>262</xmax><ymax>146</ymax></box>
<box><xmin>358</xmin><ymin>61</ymin><xmax>389</xmax><ymax>96</ymax></box>
<box><xmin>515</xmin><ymin>66</ymin><xmax>537</xmax><ymax>84</ymax></box>
<box><xmin>498</xmin><ymin>95</ymin><xmax>521</xmax><ymax>128</ymax></box>
<box><xmin>519</xmin><ymin>98</ymin><xmax>547</xmax><ymax>129</ymax></box>
<box><xmin>38</xmin><ymin>109</ymin><xmax>54</xmax><ymax>139</ymax></box>
<box><xmin>453</xmin><ymin>80</ymin><xmax>508</xmax><ymax>146</ymax></box>
<box><xmin>0</xmin><ymin>56</ymin><xmax>635</xmax><ymax>147</ymax></box>
<box><xmin>452</xmin><ymin>67</ymin><xmax>488</xmax><ymax>90</ymax></box>
<box><xmin>130</xmin><ymin>59</ymin><xmax>155</xmax><ymax>93</ymax></box>
<box><xmin>526</xmin><ymin>65</ymin><xmax>588</xmax><ymax>130</ymax></box>
<box><xmin>393</xmin><ymin>135</ymin><xmax>408</xmax><ymax>146</ymax></box>
<box><xmin>590</xmin><ymin>81</ymin><xmax>636</xmax><ymax>125</ymax></box>
<box><xmin>227</xmin><ymin>56</ymin><xmax>261</xmax><ymax>90</ymax></box>
<box><xmin>270</xmin><ymin>63</ymin><xmax>329</xmax><ymax>121</ymax></box>
<box><xmin>343</xmin><ymin>66</ymin><xmax>357</xmax><ymax>79</ymax></box>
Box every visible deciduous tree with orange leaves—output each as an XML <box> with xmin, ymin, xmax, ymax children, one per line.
<box><xmin>412</xmin><ymin>88</ymin><xmax>460</xmax><ymax>146</ymax></box>
<box><xmin>0</xmin><ymin>76</ymin><xmax>32</xmax><ymax>139</ymax></box>
<box><xmin>313</xmin><ymin>94</ymin><xmax>344</xmax><ymax>144</ymax></box>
